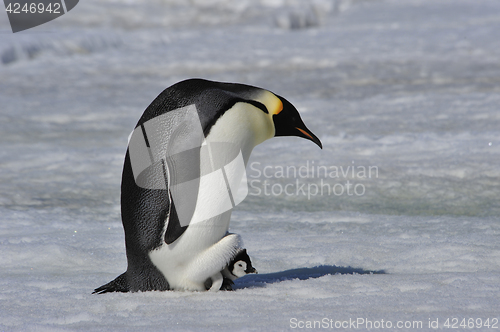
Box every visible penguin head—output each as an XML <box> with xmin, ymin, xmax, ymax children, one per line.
<box><xmin>231</xmin><ymin>260</ymin><xmax>251</xmax><ymax>278</ymax></box>
<box><xmin>271</xmin><ymin>96</ymin><xmax>322</xmax><ymax>149</ymax></box>
<box><xmin>250</xmin><ymin>89</ymin><xmax>322</xmax><ymax>149</ymax></box>
<box><xmin>229</xmin><ymin>249</ymin><xmax>257</xmax><ymax>279</ymax></box>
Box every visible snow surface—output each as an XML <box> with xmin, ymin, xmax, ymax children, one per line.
<box><xmin>1</xmin><ymin>0</ymin><xmax>500</xmax><ymax>330</ymax></box>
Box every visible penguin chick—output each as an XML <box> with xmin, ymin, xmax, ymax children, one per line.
<box><xmin>93</xmin><ymin>79</ymin><xmax>321</xmax><ymax>294</ymax></box>
<box><xmin>206</xmin><ymin>248</ymin><xmax>257</xmax><ymax>291</ymax></box>
<box><xmin>224</xmin><ymin>248</ymin><xmax>257</xmax><ymax>280</ymax></box>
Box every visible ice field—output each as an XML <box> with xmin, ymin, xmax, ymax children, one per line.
<box><xmin>1</xmin><ymin>0</ymin><xmax>500</xmax><ymax>330</ymax></box>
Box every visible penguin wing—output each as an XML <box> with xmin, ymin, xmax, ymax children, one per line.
<box><xmin>164</xmin><ymin>192</ymin><xmax>188</xmax><ymax>244</ymax></box>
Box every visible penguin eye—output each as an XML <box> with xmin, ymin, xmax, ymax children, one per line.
<box><xmin>238</xmin><ymin>263</ymin><xmax>243</xmax><ymax>267</ymax></box>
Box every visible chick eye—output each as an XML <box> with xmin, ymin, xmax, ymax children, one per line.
<box><xmin>238</xmin><ymin>263</ymin><xmax>243</xmax><ymax>267</ymax></box>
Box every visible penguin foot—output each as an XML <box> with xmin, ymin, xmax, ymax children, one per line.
<box><xmin>208</xmin><ymin>272</ymin><xmax>223</xmax><ymax>292</ymax></box>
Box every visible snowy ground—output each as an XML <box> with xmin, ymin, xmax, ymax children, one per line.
<box><xmin>1</xmin><ymin>0</ymin><xmax>500</xmax><ymax>331</ymax></box>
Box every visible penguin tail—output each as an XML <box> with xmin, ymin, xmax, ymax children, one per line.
<box><xmin>93</xmin><ymin>272</ymin><xmax>130</xmax><ymax>294</ymax></box>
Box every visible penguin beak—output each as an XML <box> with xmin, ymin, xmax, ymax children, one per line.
<box><xmin>273</xmin><ymin>96</ymin><xmax>323</xmax><ymax>149</ymax></box>
<box><xmin>247</xmin><ymin>267</ymin><xmax>258</xmax><ymax>274</ymax></box>
<box><xmin>294</xmin><ymin>126</ymin><xmax>323</xmax><ymax>149</ymax></box>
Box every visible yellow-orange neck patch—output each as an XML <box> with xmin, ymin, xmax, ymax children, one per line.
<box><xmin>255</xmin><ymin>90</ymin><xmax>283</xmax><ymax>116</ymax></box>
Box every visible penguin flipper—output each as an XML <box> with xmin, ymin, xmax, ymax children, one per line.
<box><xmin>93</xmin><ymin>272</ymin><xmax>129</xmax><ymax>294</ymax></box>
<box><xmin>164</xmin><ymin>199</ymin><xmax>187</xmax><ymax>245</ymax></box>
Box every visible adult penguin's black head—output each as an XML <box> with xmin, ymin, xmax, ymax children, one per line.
<box><xmin>271</xmin><ymin>94</ymin><xmax>322</xmax><ymax>149</ymax></box>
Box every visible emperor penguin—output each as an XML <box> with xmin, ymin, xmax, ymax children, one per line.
<box><xmin>93</xmin><ymin>78</ymin><xmax>322</xmax><ymax>294</ymax></box>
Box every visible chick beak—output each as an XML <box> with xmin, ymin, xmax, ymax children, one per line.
<box><xmin>247</xmin><ymin>267</ymin><xmax>258</xmax><ymax>274</ymax></box>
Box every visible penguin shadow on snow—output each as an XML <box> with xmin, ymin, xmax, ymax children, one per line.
<box><xmin>232</xmin><ymin>265</ymin><xmax>386</xmax><ymax>289</ymax></box>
